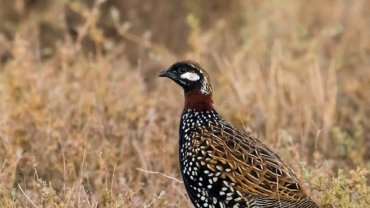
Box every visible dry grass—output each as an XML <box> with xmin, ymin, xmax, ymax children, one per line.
<box><xmin>0</xmin><ymin>0</ymin><xmax>369</xmax><ymax>207</ymax></box>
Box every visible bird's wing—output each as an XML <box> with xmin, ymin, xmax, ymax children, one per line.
<box><xmin>196</xmin><ymin>121</ymin><xmax>308</xmax><ymax>202</ymax></box>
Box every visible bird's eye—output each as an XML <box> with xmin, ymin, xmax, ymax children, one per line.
<box><xmin>178</xmin><ymin>68</ymin><xmax>186</xmax><ymax>73</ymax></box>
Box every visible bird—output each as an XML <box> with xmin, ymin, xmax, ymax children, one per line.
<box><xmin>159</xmin><ymin>60</ymin><xmax>319</xmax><ymax>208</ymax></box>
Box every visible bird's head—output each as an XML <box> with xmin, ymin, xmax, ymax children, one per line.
<box><xmin>159</xmin><ymin>60</ymin><xmax>212</xmax><ymax>95</ymax></box>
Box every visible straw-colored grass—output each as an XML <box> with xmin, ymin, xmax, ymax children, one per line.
<box><xmin>0</xmin><ymin>0</ymin><xmax>369</xmax><ymax>207</ymax></box>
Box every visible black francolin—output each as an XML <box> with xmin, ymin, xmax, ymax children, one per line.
<box><xmin>159</xmin><ymin>60</ymin><xmax>319</xmax><ymax>208</ymax></box>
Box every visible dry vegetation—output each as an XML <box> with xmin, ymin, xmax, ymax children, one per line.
<box><xmin>0</xmin><ymin>0</ymin><xmax>369</xmax><ymax>207</ymax></box>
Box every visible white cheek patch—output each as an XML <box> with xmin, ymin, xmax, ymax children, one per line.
<box><xmin>180</xmin><ymin>72</ymin><xmax>200</xmax><ymax>81</ymax></box>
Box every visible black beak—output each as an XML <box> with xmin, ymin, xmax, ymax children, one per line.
<box><xmin>159</xmin><ymin>69</ymin><xmax>174</xmax><ymax>79</ymax></box>
<box><xmin>159</xmin><ymin>69</ymin><xmax>168</xmax><ymax>77</ymax></box>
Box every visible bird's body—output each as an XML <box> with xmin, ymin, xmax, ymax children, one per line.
<box><xmin>159</xmin><ymin>61</ymin><xmax>319</xmax><ymax>208</ymax></box>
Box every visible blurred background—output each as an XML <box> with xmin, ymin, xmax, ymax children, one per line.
<box><xmin>0</xmin><ymin>0</ymin><xmax>369</xmax><ymax>207</ymax></box>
